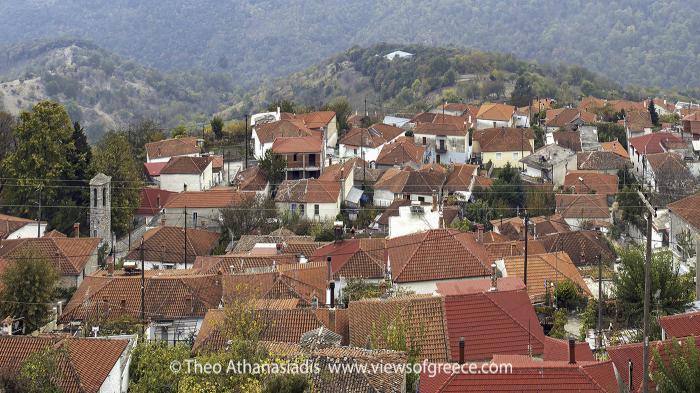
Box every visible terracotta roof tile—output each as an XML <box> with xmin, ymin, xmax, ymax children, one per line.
<box><xmin>374</xmin><ymin>167</ymin><xmax>445</xmax><ymax>195</ymax></box>
<box><xmin>160</xmin><ymin>156</ymin><xmax>212</xmax><ymax>175</ymax></box>
<box><xmin>577</xmin><ymin>151</ymin><xmax>631</xmax><ymax>171</ymax></box>
<box><xmin>553</xmin><ymin>130</ymin><xmax>582</xmax><ymax>151</ymax></box>
<box><xmin>644</xmin><ymin>152</ymin><xmax>690</xmax><ymax>177</ymax></box>
<box><xmin>0</xmin><ymin>237</ymin><xmax>101</xmax><ymax>276</ymax></box>
<box><xmin>564</xmin><ymin>171</ymin><xmax>618</xmax><ymax>196</ymax></box>
<box><xmin>145</xmin><ymin>137</ymin><xmax>200</xmax><ymax>160</ymax></box>
<box><xmin>555</xmin><ymin>194</ymin><xmax>610</xmax><ymax>220</ymax></box>
<box><xmin>340</xmin><ymin>123</ymin><xmax>404</xmax><ymax>148</ymax></box>
<box><xmin>253</xmin><ymin>119</ymin><xmax>314</xmax><ymax>144</ymax></box>
<box><xmin>233</xmin><ymin>166</ymin><xmax>268</xmax><ymax>191</ymax></box>
<box><xmin>625</xmin><ymin>111</ymin><xmax>653</xmax><ymax>132</ymax></box>
<box><xmin>143</xmin><ymin>161</ymin><xmax>167</xmax><ymax>177</ymax></box>
<box><xmin>600</xmin><ymin>141</ymin><xmax>629</xmax><ymax>159</ymax></box>
<box><xmin>628</xmin><ymin>132</ymin><xmax>683</xmax><ymax>155</ymax></box>
<box><xmin>387</xmin><ymin>229</ymin><xmax>491</xmax><ymax>283</ymax></box>
<box><xmin>271</xmin><ymin>136</ymin><xmax>323</xmax><ymax>153</ymax></box>
<box><xmin>659</xmin><ymin>311</ymin><xmax>700</xmax><ymax>338</ymax></box>
<box><xmin>310</xmin><ymin>238</ymin><xmax>386</xmax><ymax>280</ymax></box>
<box><xmin>503</xmin><ymin>252</ymin><xmax>592</xmax><ymax>302</ymax></box>
<box><xmin>414</xmin><ymin>122</ymin><xmax>466</xmax><ymax>137</ymax></box>
<box><xmin>545</xmin><ymin>108</ymin><xmax>596</xmax><ymax>128</ymax></box>
<box><xmin>0</xmin><ymin>213</ymin><xmax>36</xmax><ymax>239</ymax></box>
<box><xmin>136</xmin><ymin>187</ymin><xmax>176</xmax><ymax>216</ymax></box>
<box><xmin>376</xmin><ymin>137</ymin><xmax>425</xmax><ymax>166</ymax></box>
<box><xmin>667</xmin><ymin>191</ymin><xmax>700</xmax><ymax>231</ymax></box>
<box><xmin>283</xmin><ymin>111</ymin><xmax>336</xmax><ymax>130</ymax></box>
<box><xmin>444</xmin><ymin>164</ymin><xmax>477</xmax><ymax>193</ymax></box>
<box><xmin>164</xmin><ymin>188</ymin><xmax>254</xmax><ymax>209</ymax></box>
<box><xmin>473</xmin><ymin>127</ymin><xmax>534</xmax><ymax>153</ymax></box>
<box><xmin>476</xmin><ymin>103</ymin><xmax>515</xmax><ymax>121</ymax></box>
<box><xmin>125</xmin><ymin>226</ymin><xmax>219</xmax><ymax>264</ymax></box>
<box><xmin>436</xmin><ymin>278</ymin><xmax>545</xmax><ymax>361</ymax></box>
<box><xmin>349</xmin><ymin>295</ymin><xmax>451</xmax><ymax>362</ymax></box>
<box><xmin>274</xmin><ymin>179</ymin><xmax>341</xmax><ymax>204</ymax></box>
<box><xmin>193</xmin><ymin>254</ymin><xmax>299</xmax><ymax>274</ymax></box>
<box><xmin>538</xmin><ymin>231</ymin><xmax>616</xmax><ymax>266</ymax></box>
<box><xmin>231</xmin><ymin>233</ymin><xmax>315</xmax><ymax>253</ymax></box>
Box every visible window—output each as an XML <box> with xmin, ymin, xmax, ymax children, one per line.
<box><xmin>293</xmin><ymin>153</ymin><xmax>298</xmax><ymax>161</ymax></box>
<box><xmin>102</xmin><ymin>188</ymin><xmax>106</xmax><ymax>207</ymax></box>
<box><xmin>93</xmin><ymin>188</ymin><xmax>97</xmax><ymax>207</ymax></box>
<box><xmin>314</xmin><ymin>204</ymin><xmax>320</xmax><ymax>216</ymax></box>
<box><xmin>193</xmin><ymin>212</ymin><xmax>198</xmax><ymax>223</ymax></box>
<box><xmin>513</xmin><ymin>152</ymin><xmax>519</xmax><ymax>159</ymax></box>
<box><xmin>496</xmin><ymin>152</ymin><xmax>502</xmax><ymax>159</ymax></box>
<box><xmin>299</xmin><ymin>204</ymin><xmax>305</xmax><ymax>215</ymax></box>
<box><xmin>422</xmin><ymin>137</ymin><xmax>427</xmax><ymax>145</ymax></box>
<box><xmin>418</xmin><ymin>196</ymin><xmax>425</xmax><ymax>202</ymax></box>
<box><xmin>291</xmin><ymin>203</ymin><xmax>297</xmax><ymax>213</ymax></box>
<box><xmin>354</xmin><ymin>148</ymin><xmax>358</xmax><ymax>155</ymax></box>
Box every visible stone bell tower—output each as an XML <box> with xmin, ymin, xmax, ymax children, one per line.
<box><xmin>90</xmin><ymin>173</ymin><xmax>112</xmax><ymax>247</ymax></box>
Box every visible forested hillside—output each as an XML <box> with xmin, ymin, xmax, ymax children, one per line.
<box><xmin>0</xmin><ymin>39</ymin><xmax>235</xmax><ymax>141</ymax></box>
<box><xmin>223</xmin><ymin>44</ymin><xmax>644</xmax><ymax>118</ymax></box>
<box><xmin>1</xmin><ymin>1</ymin><xmax>698</xmax><ymax>89</ymax></box>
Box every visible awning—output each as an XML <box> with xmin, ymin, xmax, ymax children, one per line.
<box><xmin>346</xmin><ymin>187</ymin><xmax>364</xmax><ymax>205</ymax></box>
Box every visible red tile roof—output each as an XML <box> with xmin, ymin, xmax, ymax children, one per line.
<box><xmin>538</xmin><ymin>231</ymin><xmax>616</xmax><ymax>266</ymax></box>
<box><xmin>376</xmin><ymin>137</ymin><xmax>425</xmax><ymax>166</ymax></box>
<box><xmin>667</xmin><ymin>191</ymin><xmax>700</xmax><ymax>231</ymax></box>
<box><xmin>271</xmin><ymin>136</ymin><xmax>323</xmax><ymax>153</ymax></box>
<box><xmin>125</xmin><ymin>226</ymin><xmax>220</xmax><ymax>264</ymax></box>
<box><xmin>143</xmin><ymin>161</ymin><xmax>168</xmax><ymax>177</ymax></box>
<box><xmin>444</xmin><ymin>164</ymin><xmax>477</xmax><ymax>193</ymax></box>
<box><xmin>145</xmin><ymin>137</ymin><xmax>200</xmax><ymax>160</ymax></box>
<box><xmin>577</xmin><ymin>151</ymin><xmax>631</xmax><ymax>171</ymax></box>
<box><xmin>555</xmin><ymin>194</ymin><xmax>610</xmax><ymax>220</ymax></box>
<box><xmin>136</xmin><ymin>187</ymin><xmax>175</xmax><ymax>216</ymax></box>
<box><xmin>0</xmin><ymin>336</ymin><xmax>130</xmax><ymax>393</ymax></box>
<box><xmin>476</xmin><ymin>103</ymin><xmax>515</xmax><ymax>121</ymax></box>
<box><xmin>160</xmin><ymin>156</ymin><xmax>212</xmax><ymax>175</ymax></box>
<box><xmin>283</xmin><ymin>111</ymin><xmax>336</xmax><ymax>129</ymax></box>
<box><xmin>387</xmin><ymin>229</ymin><xmax>491</xmax><ymax>283</ymax></box>
<box><xmin>0</xmin><ymin>237</ymin><xmax>101</xmax><ymax>276</ymax></box>
<box><xmin>503</xmin><ymin>252</ymin><xmax>592</xmax><ymax>302</ymax></box>
<box><xmin>600</xmin><ymin>141</ymin><xmax>629</xmax><ymax>159</ymax></box>
<box><xmin>274</xmin><ymin>179</ymin><xmax>341</xmax><ymax>204</ymax></box>
<box><xmin>436</xmin><ymin>278</ymin><xmax>545</xmax><ymax>361</ymax></box>
<box><xmin>374</xmin><ymin>166</ymin><xmax>446</xmax><ymax>195</ymax></box>
<box><xmin>659</xmin><ymin>311</ymin><xmax>700</xmax><ymax>338</ymax></box>
<box><xmin>625</xmin><ymin>111</ymin><xmax>653</xmax><ymax>132</ymax></box>
<box><xmin>628</xmin><ymin>132</ymin><xmax>683</xmax><ymax>155</ymax></box>
<box><xmin>543</xmin><ymin>336</ymin><xmax>595</xmax><ymax>361</ymax></box>
<box><xmin>545</xmin><ymin>108</ymin><xmax>596</xmax><ymax>127</ymax></box>
<box><xmin>348</xmin><ymin>295</ymin><xmax>451</xmax><ymax>362</ymax></box>
<box><xmin>564</xmin><ymin>171</ymin><xmax>618</xmax><ymax>196</ymax></box>
<box><xmin>553</xmin><ymin>130</ymin><xmax>582</xmax><ymax>151</ymax></box>
<box><xmin>233</xmin><ymin>166</ymin><xmax>269</xmax><ymax>191</ymax></box>
<box><xmin>310</xmin><ymin>238</ymin><xmax>386</xmax><ymax>280</ymax></box>
<box><xmin>0</xmin><ymin>213</ymin><xmax>36</xmax><ymax>239</ymax></box>
<box><xmin>414</xmin><ymin>122</ymin><xmax>466</xmax><ymax>137</ymax></box>
<box><xmin>164</xmin><ymin>188</ymin><xmax>253</xmax><ymax>209</ymax></box>
<box><xmin>254</xmin><ymin>119</ymin><xmax>314</xmax><ymax>144</ymax></box>
<box><xmin>473</xmin><ymin>127</ymin><xmax>534</xmax><ymax>153</ymax></box>
<box><xmin>340</xmin><ymin>124</ymin><xmax>404</xmax><ymax>148</ymax></box>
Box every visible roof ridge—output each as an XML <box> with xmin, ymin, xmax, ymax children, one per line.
<box><xmin>483</xmin><ymin>289</ymin><xmax>544</xmax><ymax>349</ymax></box>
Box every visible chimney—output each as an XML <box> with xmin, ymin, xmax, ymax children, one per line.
<box><xmin>439</xmin><ymin>210</ymin><xmax>444</xmax><ymax>229</ymax></box>
<box><xmin>333</xmin><ymin>221</ymin><xmax>344</xmax><ymax>242</ymax></box>
<box><xmin>276</xmin><ymin>243</ymin><xmax>283</xmax><ymax>254</ymax></box>
<box><xmin>568</xmin><ymin>338</ymin><xmax>576</xmax><ymax>364</ymax></box>
<box><xmin>73</xmin><ymin>223</ymin><xmax>80</xmax><ymax>238</ymax></box>
<box><xmin>326</xmin><ymin>256</ymin><xmax>332</xmax><ymax>281</ymax></box>
<box><xmin>458</xmin><ymin>337</ymin><xmax>465</xmax><ymax>364</ymax></box>
<box><xmin>432</xmin><ymin>190</ymin><xmax>437</xmax><ymax>212</ymax></box>
<box><xmin>107</xmin><ymin>261</ymin><xmax>114</xmax><ymax>276</ymax></box>
<box><xmin>476</xmin><ymin>224</ymin><xmax>484</xmax><ymax>243</ymax></box>
<box><xmin>299</xmin><ymin>254</ymin><xmax>308</xmax><ymax>264</ymax></box>
<box><xmin>161</xmin><ymin>218</ymin><xmax>166</xmax><ymax>226</ymax></box>
<box><xmin>628</xmin><ymin>359</ymin><xmax>633</xmax><ymax>391</ymax></box>
<box><xmin>328</xmin><ymin>281</ymin><xmax>336</xmax><ymax>308</ymax></box>
<box><xmin>183</xmin><ymin>183</ymin><xmax>188</xmax><ymax>192</ymax></box>
<box><xmin>488</xmin><ymin>263</ymin><xmax>499</xmax><ymax>292</ymax></box>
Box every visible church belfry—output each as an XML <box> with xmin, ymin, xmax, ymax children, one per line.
<box><xmin>90</xmin><ymin>173</ymin><xmax>112</xmax><ymax>247</ymax></box>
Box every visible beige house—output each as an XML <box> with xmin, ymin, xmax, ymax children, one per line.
<box><xmin>472</xmin><ymin>127</ymin><xmax>534</xmax><ymax>168</ymax></box>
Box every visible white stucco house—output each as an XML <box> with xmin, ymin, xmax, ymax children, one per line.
<box><xmin>145</xmin><ymin>136</ymin><xmax>202</xmax><ymax>163</ymax></box>
<box><xmin>0</xmin><ymin>213</ymin><xmax>46</xmax><ymax>239</ymax></box>
<box><xmin>159</xmin><ymin>156</ymin><xmax>214</xmax><ymax>193</ymax></box>
<box><xmin>275</xmin><ymin>178</ymin><xmax>342</xmax><ymax>221</ymax></box>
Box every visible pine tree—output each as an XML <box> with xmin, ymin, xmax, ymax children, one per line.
<box><xmin>648</xmin><ymin>99</ymin><xmax>659</xmax><ymax>126</ymax></box>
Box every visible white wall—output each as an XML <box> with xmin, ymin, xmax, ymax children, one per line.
<box><xmin>339</xmin><ymin>144</ymin><xmax>382</xmax><ymax>162</ymax></box>
<box><xmin>276</xmin><ymin>201</ymin><xmax>340</xmax><ymax>221</ymax></box>
<box><xmin>373</xmin><ymin>189</ymin><xmax>397</xmax><ymax>207</ymax></box>
<box><xmin>395</xmin><ymin>276</ymin><xmax>488</xmax><ymax>295</ymax></box>
<box><xmin>160</xmin><ymin>165</ymin><xmax>213</xmax><ymax>193</ymax></box>
<box><xmin>388</xmin><ymin>205</ymin><xmax>440</xmax><ymax>238</ymax></box>
<box><xmin>476</xmin><ymin>119</ymin><xmax>511</xmax><ymax>130</ymax></box>
<box><xmin>146</xmin><ymin>153</ymin><xmax>199</xmax><ymax>164</ymax></box>
<box><xmin>8</xmin><ymin>223</ymin><xmax>47</xmax><ymax>239</ymax></box>
<box><xmin>147</xmin><ymin>318</ymin><xmax>203</xmax><ymax>345</ymax></box>
<box><xmin>163</xmin><ymin>207</ymin><xmax>224</xmax><ymax>229</ymax></box>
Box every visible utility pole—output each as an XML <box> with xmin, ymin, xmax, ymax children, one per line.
<box><xmin>637</xmin><ymin>190</ymin><xmax>655</xmax><ymax>393</ymax></box>
<box><xmin>523</xmin><ymin>211</ymin><xmax>529</xmax><ymax>286</ymax></box>
<box><xmin>36</xmin><ymin>186</ymin><xmax>42</xmax><ymax>237</ymax></box>
<box><xmin>597</xmin><ymin>254</ymin><xmax>603</xmax><ymax>352</ymax></box>
<box><xmin>140</xmin><ymin>238</ymin><xmax>145</xmax><ymax>338</ymax></box>
<box><xmin>184</xmin><ymin>206</ymin><xmax>188</xmax><ymax>270</ymax></box>
<box><xmin>244</xmin><ymin>115</ymin><xmax>249</xmax><ymax>169</ymax></box>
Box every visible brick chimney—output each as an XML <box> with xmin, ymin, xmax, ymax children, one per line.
<box><xmin>476</xmin><ymin>224</ymin><xmax>484</xmax><ymax>243</ymax></box>
<box><xmin>489</xmin><ymin>263</ymin><xmax>498</xmax><ymax>292</ymax></box>
<box><xmin>73</xmin><ymin>223</ymin><xmax>80</xmax><ymax>238</ymax></box>
<box><xmin>431</xmin><ymin>190</ymin><xmax>437</xmax><ymax>212</ymax></box>
<box><xmin>458</xmin><ymin>337</ymin><xmax>465</xmax><ymax>364</ymax></box>
<box><xmin>107</xmin><ymin>261</ymin><xmax>114</xmax><ymax>276</ymax></box>
<box><xmin>568</xmin><ymin>338</ymin><xmax>576</xmax><ymax>364</ymax></box>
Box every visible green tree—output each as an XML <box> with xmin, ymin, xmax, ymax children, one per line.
<box><xmin>0</xmin><ymin>101</ymin><xmax>79</xmax><ymax>231</ymax></box>
<box><xmin>341</xmin><ymin>279</ymin><xmax>384</xmax><ymax>305</ymax></box>
<box><xmin>613</xmin><ymin>247</ymin><xmax>694</xmax><ymax>326</ymax></box>
<box><xmin>0</xmin><ymin>249</ymin><xmax>59</xmax><ymax>333</ymax></box>
<box><xmin>221</xmin><ymin>195</ymin><xmax>276</xmax><ymax>239</ymax></box>
<box><xmin>322</xmin><ymin>97</ymin><xmax>352</xmax><ymax>132</ymax></box>
<box><xmin>92</xmin><ymin>131</ymin><xmax>142</xmax><ymax>235</ymax></box>
<box><xmin>616</xmin><ymin>185</ymin><xmax>645</xmax><ymax>228</ymax></box>
<box><xmin>267</xmin><ymin>99</ymin><xmax>298</xmax><ymax>113</ymax></box>
<box><xmin>0</xmin><ymin>111</ymin><xmax>16</xmax><ymax>166</ymax></box>
<box><xmin>125</xmin><ymin>119</ymin><xmax>165</xmax><ymax>163</ymax></box>
<box><xmin>648</xmin><ymin>100</ymin><xmax>659</xmax><ymax>126</ymax></box>
<box><xmin>510</xmin><ymin>75</ymin><xmax>534</xmax><ymax>107</ymax></box>
<box><xmin>549</xmin><ymin>309</ymin><xmax>568</xmax><ymax>339</ymax></box>
<box><xmin>129</xmin><ymin>341</ymin><xmax>190</xmax><ymax>393</ymax></box>
<box><xmin>210</xmin><ymin>116</ymin><xmax>224</xmax><ymax>140</ymax></box>
<box><xmin>258</xmin><ymin>150</ymin><xmax>286</xmax><ymax>195</ymax></box>
<box><xmin>17</xmin><ymin>347</ymin><xmax>65</xmax><ymax>393</ymax></box>
<box><xmin>652</xmin><ymin>336</ymin><xmax>700</xmax><ymax>392</ymax></box>
<box><xmin>171</xmin><ymin>124</ymin><xmax>189</xmax><ymax>138</ymax></box>
<box><xmin>554</xmin><ymin>279</ymin><xmax>585</xmax><ymax>310</ymax></box>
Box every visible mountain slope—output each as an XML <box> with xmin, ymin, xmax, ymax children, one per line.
<box><xmin>0</xmin><ymin>1</ymin><xmax>698</xmax><ymax>89</ymax></box>
<box><xmin>0</xmin><ymin>39</ymin><xmax>235</xmax><ymax>141</ymax></box>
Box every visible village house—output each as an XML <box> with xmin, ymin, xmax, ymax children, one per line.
<box><xmin>386</xmin><ymin>228</ymin><xmax>492</xmax><ymax>293</ymax></box>
<box><xmin>552</xmin><ymin>129</ymin><xmax>582</xmax><ymax>152</ymax></box>
<box><xmin>443</xmin><ymin>163</ymin><xmax>478</xmax><ymax>200</ymax></box>
<box><xmin>497</xmin><ymin>252</ymin><xmax>592</xmax><ymax>303</ymax></box>
<box><xmin>577</xmin><ymin>151</ymin><xmax>631</xmax><ymax>175</ymax></box>
<box><xmin>372</xmin><ymin>166</ymin><xmax>446</xmax><ymax>207</ymax></box>
<box><xmin>386</xmin><ymin>202</ymin><xmax>461</xmax><ymax>238</ymax></box>
<box><xmin>159</xmin><ymin>156</ymin><xmax>215</xmax><ymax>193</ymax></box>
<box><xmin>282</xmin><ymin>111</ymin><xmax>339</xmax><ymax>149</ymax></box>
<box><xmin>274</xmin><ymin>178</ymin><xmax>341</xmax><ymax>220</ymax></box>
<box><xmin>623</xmin><ymin>110</ymin><xmax>654</xmax><ymax>139</ymax></box>
<box><xmin>135</xmin><ymin>187</ymin><xmax>175</xmax><ymax>225</ymax></box>
<box><xmin>667</xmin><ymin>191</ymin><xmax>700</xmax><ymax>260</ymax></box>
<box><xmin>375</xmin><ymin>136</ymin><xmax>426</xmax><ymax>169</ymax></box>
<box><xmin>0</xmin><ymin>335</ymin><xmax>136</xmax><ymax>393</ymax></box>
<box><xmin>563</xmin><ymin>171</ymin><xmax>618</xmax><ymax>198</ymax></box>
<box><xmin>543</xmin><ymin>108</ymin><xmax>597</xmax><ymax>134</ymax></box>
<box><xmin>0</xmin><ymin>236</ymin><xmax>101</xmax><ymax>287</ymax></box>
<box><xmin>59</xmin><ymin>270</ymin><xmax>223</xmax><ymax>344</ymax></box>
<box><xmin>472</xmin><ymin>127</ymin><xmax>534</xmax><ymax>168</ymax></box>
<box><xmin>162</xmin><ymin>188</ymin><xmax>254</xmax><ymax>229</ymax></box>
<box><xmin>145</xmin><ymin>136</ymin><xmax>202</xmax><ymax>163</ymax></box>
<box><xmin>251</xmin><ymin>119</ymin><xmax>317</xmax><ymax>159</ymax></box>
<box><xmin>412</xmin><ymin>122</ymin><xmax>468</xmax><ymax>164</ymax></box>
<box><xmin>338</xmin><ymin>123</ymin><xmax>405</xmax><ymax>162</ymax></box>
<box><xmin>475</xmin><ymin>103</ymin><xmax>515</xmax><ymax>129</ymax></box>
<box><xmin>659</xmin><ymin>311</ymin><xmax>700</xmax><ymax>340</ymax></box>
<box><xmin>0</xmin><ymin>213</ymin><xmax>46</xmax><ymax>239</ymax></box>
<box><xmin>628</xmin><ymin>132</ymin><xmax>685</xmax><ymax>181</ymax></box>
<box><xmin>555</xmin><ymin>193</ymin><xmax>611</xmax><ymax>232</ymax></box>
<box><xmin>539</xmin><ymin>230</ymin><xmax>617</xmax><ymax>266</ymax></box>
<box><xmin>642</xmin><ymin>152</ymin><xmax>692</xmax><ymax>192</ymax></box>
<box><xmin>491</xmin><ymin>214</ymin><xmax>570</xmax><ymax>240</ymax></box>
<box><xmin>232</xmin><ymin>166</ymin><xmax>270</xmax><ymax>196</ymax></box>
<box><xmin>600</xmin><ymin>140</ymin><xmax>629</xmax><ymax>159</ymax></box>
<box><xmin>317</xmin><ymin>158</ymin><xmax>363</xmax><ymax>208</ymax></box>
<box><xmin>520</xmin><ymin>144</ymin><xmax>577</xmax><ymax>186</ymax></box>
<box><xmin>272</xmin><ymin>135</ymin><xmax>325</xmax><ymax>180</ymax></box>
<box><xmin>124</xmin><ymin>225</ymin><xmax>219</xmax><ymax>270</ymax></box>
<box><xmin>682</xmin><ymin>112</ymin><xmax>700</xmax><ymax>140</ymax></box>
